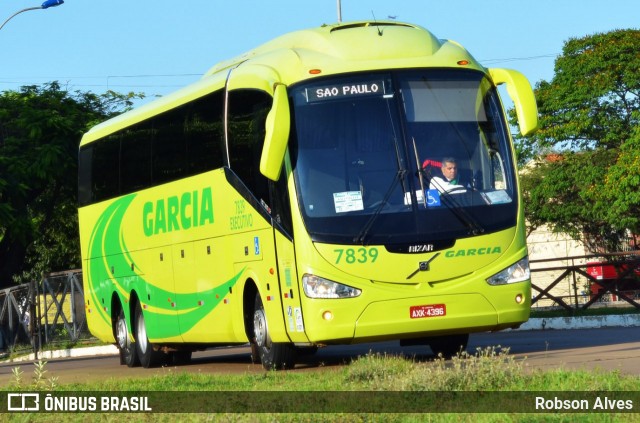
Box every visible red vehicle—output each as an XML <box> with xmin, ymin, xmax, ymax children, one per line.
<box><xmin>587</xmin><ymin>260</ymin><xmax>640</xmax><ymax>301</ymax></box>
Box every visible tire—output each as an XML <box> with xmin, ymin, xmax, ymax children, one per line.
<box><xmin>115</xmin><ymin>308</ymin><xmax>139</xmax><ymax>367</ymax></box>
<box><xmin>252</xmin><ymin>293</ymin><xmax>296</xmax><ymax>370</ymax></box>
<box><xmin>134</xmin><ymin>302</ymin><xmax>164</xmax><ymax>368</ymax></box>
<box><xmin>428</xmin><ymin>334</ymin><xmax>469</xmax><ymax>358</ymax></box>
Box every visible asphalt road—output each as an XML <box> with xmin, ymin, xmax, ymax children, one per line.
<box><xmin>1</xmin><ymin>327</ymin><xmax>639</xmax><ymax>386</ymax></box>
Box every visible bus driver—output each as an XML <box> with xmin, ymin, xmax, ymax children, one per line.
<box><xmin>427</xmin><ymin>157</ymin><xmax>466</xmax><ymax>193</ymax></box>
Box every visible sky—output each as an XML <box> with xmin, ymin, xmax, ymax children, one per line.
<box><xmin>1</xmin><ymin>0</ymin><xmax>639</xmax><ymax>106</ymax></box>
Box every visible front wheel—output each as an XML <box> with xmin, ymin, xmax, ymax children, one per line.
<box><xmin>134</xmin><ymin>302</ymin><xmax>165</xmax><ymax>368</ymax></box>
<box><xmin>252</xmin><ymin>293</ymin><xmax>296</xmax><ymax>370</ymax></box>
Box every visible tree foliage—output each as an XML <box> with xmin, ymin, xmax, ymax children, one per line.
<box><xmin>515</xmin><ymin>29</ymin><xmax>640</xmax><ymax>251</ymax></box>
<box><xmin>0</xmin><ymin>83</ymin><xmax>141</xmax><ymax>287</ymax></box>
<box><xmin>600</xmin><ymin>118</ymin><xmax>640</xmax><ymax>233</ymax></box>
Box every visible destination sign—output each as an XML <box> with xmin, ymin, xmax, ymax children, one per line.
<box><xmin>306</xmin><ymin>80</ymin><xmax>386</xmax><ymax>102</ymax></box>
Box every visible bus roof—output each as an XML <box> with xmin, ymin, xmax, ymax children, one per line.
<box><xmin>81</xmin><ymin>21</ymin><xmax>483</xmax><ymax>147</ymax></box>
<box><xmin>204</xmin><ymin>21</ymin><xmax>482</xmax><ymax>81</ymax></box>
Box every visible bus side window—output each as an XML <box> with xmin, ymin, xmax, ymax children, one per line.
<box><xmin>187</xmin><ymin>91</ymin><xmax>225</xmax><ymax>175</ymax></box>
<box><xmin>80</xmin><ymin>88</ymin><xmax>227</xmax><ymax>208</ymax></box>
<box><xmin>91</xmin><ymin>138</ymin><xmax>120</xmax><ymax>203</ymax></box>
<box><xmin>120</xmin><ymin>124</ymin><xmax>152</xmax><ymax>193</ymax></box>
<box><xmin>153</xmin><ymin>107</ymin><xmax>188</xmax><ymax>185</ymax></box>
<box><xmin>227</xmin><ymin>89</ymin><xmax>272</xmax><ymax>208</ymax></box>
<box><xmin>147</xmin><ymin>90</ymin><xmax>226</xmax><ymax>186</ymax></box>
<box><xmin>78</xmin><ymin>145</ymin><xmax>93</xmax><ymax>206</ymax></box>
<box><xmin>270</xmin><ymin>164</ymin><xmax>293</xmax><ymax>236</ymax></box>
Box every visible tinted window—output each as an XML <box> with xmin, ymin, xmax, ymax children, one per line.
<box><xmin>227</xmin><ymin>89</ymin><xmax>271</xmax><ymax>206</ymax></box>
<box><xmin>78</xmin><ymin>146</ymin><xmax>93</xmax><ymax>206</ymax></box>
<box><xmin>78</xmin><ymin>89</ymin><xmax>225</xmax><ymax>206</ymax></box>
<box><xmin>90</xmin><ymin>139</ymin><xmax>120</xmax><ymax>203</ymax></box>
<box><xmin>153</xmin><ymin>109</ymin><xmax>187</xmax><ymax>185</ymax></box>
<box><xmin>121</xmin><ymin>125</ymin><xmax>152</xmax><ymax>193</ymax></box>
<box><xmin>187</xmin><ymin>98</ymin><xmax>225</xmax><ymax>174</ymax></box>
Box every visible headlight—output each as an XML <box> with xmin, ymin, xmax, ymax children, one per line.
<box><xmin>302</xmin><ymin>274</ymin><xmax>361</xmax><ymax>299</ymax></box>
<box><xmin>486</xmin><ymin>256</ymin><xmax>530</xmax><ymax>286</ymax></box>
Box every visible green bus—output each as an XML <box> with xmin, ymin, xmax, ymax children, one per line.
<box><xmin>78</xmin><ymin>21</ymin><xmax>538</xmax><ymax>369</ymax></box>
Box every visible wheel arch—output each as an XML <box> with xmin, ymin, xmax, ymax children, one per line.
<box><xmin>112</xmin><ymin>290</ymin><xmax>140</xmax><ymax>340</ymax></box>
<box><xmin>110</xmin><ymin>291</ymin><xmax>139</xmax><ymax>337</ymax></box>
<box><xmin>110</xmin><ymin>293</ymin><xmax>123</xmax><ymax>339</ymax></box>
<box><xmin>128</xmin><ymin>290</ymin><xmax>141</xmax><ymax>325</ymax></box>
<box><xmin>242</xmin><ymin>278</ymin><xmax>258</xmax><ymax>342</ymax></box>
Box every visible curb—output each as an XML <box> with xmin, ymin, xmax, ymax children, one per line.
<box><xmin>518</xmin><ymin>314</ymin><xmax>640</xmax><ymax>331</ymax></box>
<box><xmin>4</xmin><ymin>345</ymin><xmax>118</xmax><ymax>363</ymax></box>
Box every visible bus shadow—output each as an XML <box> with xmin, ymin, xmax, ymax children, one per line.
<box><xmin>187</xmin><ymin>342</ymin><xmax>438</xmax><ymax>371</ymax></box>
<box><xmin>181</xmin><ymin>327</ymin><xmax>640</xmax><ymax>370</ymax></box>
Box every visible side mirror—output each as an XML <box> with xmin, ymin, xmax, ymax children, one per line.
<box><xmin>489</xmin><ymin>68</ymin><xmax>538</xmax><ymax>136</ymax></box>
<box><xmin>260</xmin><ymin>84</ymin><xmax>290</xmax><ymax>181</ymax></box>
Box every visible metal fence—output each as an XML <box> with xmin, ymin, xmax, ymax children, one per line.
<box><xmin>37</xmin><ymin>270</ymin><xmax>89</xmax><ymax>348</ymax></box>
<box><xmin>0</xmin><ymin>282</ymin><xmax>34</xmax><ymax>352</ymax></box>
<box><xmin>531</xmin><ymin>251</ymin><xmax>640</xmax><ymax>311</ymax></box>
<box><xmin>0</xmin><ymin>269</ymin><xmax>92</xmax><ymax>356</ymax></box>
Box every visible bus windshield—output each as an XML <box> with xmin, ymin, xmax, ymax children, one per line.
<box><xmin>291</xmin><ymin>69</ymin><xmax>517</xmax><ymax>246</ymax></box>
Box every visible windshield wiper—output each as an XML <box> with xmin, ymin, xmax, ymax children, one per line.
<box><xmin>412</xmin><ymin>135</ymin><xmax>483</xmax><ymax>234</ymax></box>
<box><xmin>353</xmin><ymin>168</ymin><xmax>406</xmax><ymax>245</ymax></box>
<box><xmin>412</xmin><ymin>138</ymin><xmax>427</xmax><ymax>208</ymax></box>
<box><xmin>424</xmin><ymin>170</ymin><xmax>485</xmax><ymax>235</ymax></box>
<box><xmin>441</xmin><ymin>192</ymin><xmax>485</xmax><ymax>235</ymax></box>
<box><xmin>354</xmin><ymin>128</ymin><xmax>408</xmax><ymax>245</ymax></box>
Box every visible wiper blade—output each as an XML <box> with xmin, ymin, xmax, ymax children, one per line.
<box><xmin>426</xmin><ymin>171</ymin><xmax>485</xmax><ymax>236</ymax></box>
<box><xmin>440</xmin><ymin>192</ymin><xmax>485</xmax><ymax>235</ymax></box>
<box><xmin>412</xmin><ymin>138</ymin><xmax>427</xmax><ymax>208</ymax></box>
<box><xmin>353</xmin><ymin>169</ymin><xmax>406</xmax><ymax>245</ymax></box>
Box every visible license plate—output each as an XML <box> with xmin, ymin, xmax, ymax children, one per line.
<box><xmin>410</xmin><ymin>304</ymin><xmax>446</xmax><ymax>319</ymax></box>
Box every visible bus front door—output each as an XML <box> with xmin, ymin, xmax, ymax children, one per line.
<box><xmin>274</xmin><ymin>230</ymin><xmax>308</xmax><ymax>343</ymax></box>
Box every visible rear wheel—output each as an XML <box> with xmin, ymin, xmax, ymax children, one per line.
<box><xmin>115</xmin><ymin>308</ymin><xmax>139</xmax><ymax>367</ymax></box>
<box><xmin>134</xmin><ymin>302</ymin><xmax>165</xmax><ymax>368</ymax></box>
<box><xmin>252</xmin><ymin>293</ymin><xmax>296</xmax><ymax>370</ymax></box>
<box><xmin>428</xmin><ymin>334</ymin><xmax>469</xmax><ymax>358</ymax></box>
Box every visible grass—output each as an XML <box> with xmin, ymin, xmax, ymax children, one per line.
<box><xmin>2</xmin><ymin>347</ymin><xmax>639</xmax><ymax>422</ymax></box>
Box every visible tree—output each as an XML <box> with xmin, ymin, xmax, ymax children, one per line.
<box><xmin>515</xmin><ymin>29</ymin><xmax>640</xmax><ymax>251</ymax></box>
<box><xmin>0</xmin><ymin>83</ymin><xmax>141</xmax><ymax>287</ymax></box>
<box><xmin>600</xmin><ymin>118</ymin><xmax>640</xmax><ymax>235</ymax></box>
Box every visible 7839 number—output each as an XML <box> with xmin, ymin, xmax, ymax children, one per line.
<box><xmin>334</xmin><ymin>247</ymin><xmax>379</xmax><ymax>264</ymax></box>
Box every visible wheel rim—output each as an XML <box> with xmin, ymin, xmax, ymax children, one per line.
<box><xmin>253</xmin><ymin>308</ymin><xmax>268</xmax><ymax>348</ymax></box>
<box><xmin>137</xmin><ymin>311</ymin><xmax>148</xmax><ymax>353</ymax></box>
<box><xmin>116</xmin><ymin>317</ymin><xmax>128</xmax><ymax>349</ymax></box>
